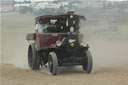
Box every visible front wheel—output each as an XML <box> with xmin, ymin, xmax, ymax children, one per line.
<box><xmin>82</xmin><ymin>50</ymin><xmax>93</xmax><ymax>73</ymax></box>
<box><xmin>48</xmin><ymin>52</ymin><xmax>58</xmax><ymax>75</ymax></box>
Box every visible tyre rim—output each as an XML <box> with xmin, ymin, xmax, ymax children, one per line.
<box><xmin>49</xmin><ymin>56</ymin><xmax>53</xmax><ymax>72</ymax></box>
<box><xmin>28</xmin><ymin>48</ymin><xmax>33</xmax><ymax>67</ymax></box>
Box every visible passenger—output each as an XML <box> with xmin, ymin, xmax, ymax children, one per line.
<box><xmin>35</xmin><ymin>19</ymin><xmax>49</xmax><ymax>35</ymax></box>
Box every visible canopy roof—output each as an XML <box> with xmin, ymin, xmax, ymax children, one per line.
<box><xmin>35</xmin><ymin>12</ymin><xmax>85</xmax><ymax>23</ymax></box>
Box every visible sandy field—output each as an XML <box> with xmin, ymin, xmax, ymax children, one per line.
<box><xmin>0</xmin><ymin>12</ymin><xmax>128</xmax><ymax>85</ymax></box>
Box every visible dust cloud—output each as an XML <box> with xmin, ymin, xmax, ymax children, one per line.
<box><xmin>1</xmin><ymin>13</ymin><xmax>35</xmax><ymax>69</ymax></box>
<box><xmin>1</xmin><ymin>2</ymin><xmax>128</xmax><ymax>85</ymax></box>
<box><xmin>1</xmin><ymin>9</ymin><xmax>128</xmax><ymax>72</ymax></box>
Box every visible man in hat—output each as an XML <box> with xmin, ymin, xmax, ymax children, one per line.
<box><xmin>35</xmin><ymin>19</ymin><xmax>49</xmax><ymax>35</ymax></box>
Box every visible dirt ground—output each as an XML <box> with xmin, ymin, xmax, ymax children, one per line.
<box><xmin>0</xmin><ymin>13</ymin><xmax>128</xmax><ymax>85</ymax></box>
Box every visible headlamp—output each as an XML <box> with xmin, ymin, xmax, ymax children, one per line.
<box><xmin>56</xmin><ymin>40</ymin><xmax>62</xmax><ymax>47</ymax></box>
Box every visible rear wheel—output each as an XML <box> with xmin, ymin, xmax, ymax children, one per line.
<box><xmin>82</xmin><ymin>50</ymin><xmax>93</xmax><ymax>73</ymax></box>
<box><xmin>28</xmin><ymin>43</ymin><xmax>40</xmax><ymax>70</ymax></box>
<box><xmin>48</xmin><ymin>52</ymin><xmax>58</xmax><ymax>75</ymax></box>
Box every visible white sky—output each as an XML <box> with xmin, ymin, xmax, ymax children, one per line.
<box><xmin>15</xmin><ymin>0</ymin><xmax>55</xmax><ymax>1</ymax></box>
<box><xmin>107</xmin><ymin>0</ymin><xmax>127</xmax><ymax>1</ymax></box>
<box><xmin>15</xmin><ymin>0</ymin><xmax>128</xmax><ymax>1</ymax></box>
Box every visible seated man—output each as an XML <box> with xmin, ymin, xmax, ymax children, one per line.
<box><xmin>35</xmin><ymin>19</ymin><xmax>49</xmax><ymax>35</ymax></box>
<box><xmin>47</xmin><ymin>19</ymin><xmax>65</xmax><ymax>33</ymax></box>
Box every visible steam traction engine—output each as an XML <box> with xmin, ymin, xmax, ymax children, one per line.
<box><xmin>26</xmin><ymin>12</ymin><xmax>93</xmax><ymax>75</ymax></box>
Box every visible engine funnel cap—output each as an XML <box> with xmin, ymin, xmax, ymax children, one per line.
<box><xmin>67</xmin><ymin>11</ymin><xmax>74</xmax><ymax>15</ymax></box>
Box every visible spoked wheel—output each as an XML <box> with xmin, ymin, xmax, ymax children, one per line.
<box><xmin>82</xmin><ymin>50</ymin><xmax>93</xmax><ymax>73</ymax></box>
<box><xmin>28</xmin><ymin>43</ymin><xmax>40</xmax><ymax>70</ymax></box>
<box><xmin>48</xmin><ymin>52</ymin><xmax>58</xmax><ymax>75</ymax></box>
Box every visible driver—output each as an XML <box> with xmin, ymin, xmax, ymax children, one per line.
<box><xmin>35</xmin><ymin>19</ymin><xmax>49</xmax><ymax>35</ymax></box>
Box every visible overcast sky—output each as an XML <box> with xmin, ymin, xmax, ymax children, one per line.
<box><xmin>15</xmin><ymin>0</ymin><xmax>128</xmax><ymax>1</ymax></box>
<box><xmin>15</xmin><ymin>0</ymin><xmax>55</xmax><ymax>1</ymax></box>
